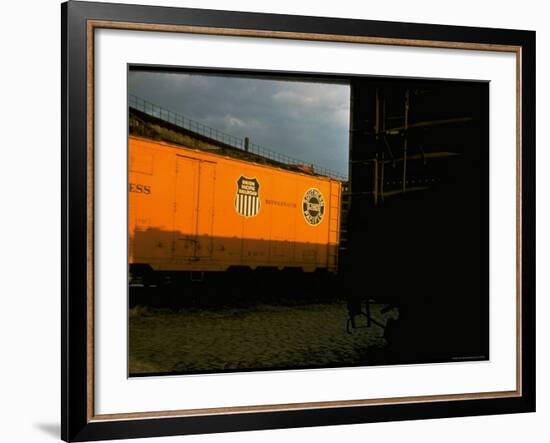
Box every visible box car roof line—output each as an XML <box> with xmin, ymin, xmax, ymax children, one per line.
<box><xmin>129</xmin><ymin>135</ymin><xmax>341</xmax><ymax>184</ymax></box>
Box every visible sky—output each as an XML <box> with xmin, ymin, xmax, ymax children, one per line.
<box><xmin>128</xmin><ymin>71</ymin><xmax>350</xmax><ymax>179</ymax></box>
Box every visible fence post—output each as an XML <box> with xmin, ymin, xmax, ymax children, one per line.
<box><xmin>244</xmin><ymin>137</ymin><xmax>250</xmax><ymax>152</ymax></box>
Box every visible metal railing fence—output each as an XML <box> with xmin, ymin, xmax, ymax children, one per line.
<box><xmin>129</xmin><ymin>94</ymin><xmax>347</xmax><ymax>180</ymax></box>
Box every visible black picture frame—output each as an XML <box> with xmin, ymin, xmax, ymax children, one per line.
<box><xmin>61</xmin><ymin>1</ymin><xmax>536</xmax><ymax>441</ymax></box>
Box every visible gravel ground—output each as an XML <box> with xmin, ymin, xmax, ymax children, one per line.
<box><xmin>129</xmin><ymin>302</ymin><xmax>396</xmax><ymax>375</ymax></box>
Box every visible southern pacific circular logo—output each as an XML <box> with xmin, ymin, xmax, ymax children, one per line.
<box><xmin>302</xmin><ymin>188</ymin><xmax>325</xmax><ymax>226</ymax></box>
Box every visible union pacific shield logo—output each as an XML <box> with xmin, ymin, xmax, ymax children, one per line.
<box><xmin>235</xmin><ymin>176</ymin><xmax>260</xmax><ymax>217</ymax></box>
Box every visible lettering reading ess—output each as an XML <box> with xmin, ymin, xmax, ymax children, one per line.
<box><xmin>129</xmin><ymin>183</ymin><xmax>151</xmax><ymax>194</ymax></box>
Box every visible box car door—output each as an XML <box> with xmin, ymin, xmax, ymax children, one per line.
<box><xmin>194</xmin><ymin>160</ymin><xmax>216</xmax><ymax>258</ymax></box>
<box><xmin>174</xmin><ymin>156</ymin><xmax>199</xmax><ymax>258</ymax></box>
<box><xmin>173</xmin><ymin>155</ymin><xmax>215</xmax><ymax>259</ymax></box>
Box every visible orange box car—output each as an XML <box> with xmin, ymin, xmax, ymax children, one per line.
<box><xmin>128</xmin><ymin>136</ymin><xmax>342</xmax><ymax>273</ymax></box>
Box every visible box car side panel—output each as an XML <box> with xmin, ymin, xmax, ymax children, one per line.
<box><xmin>208</xmin><ymin>157</ymin><xmax>339</xmax><ymax>271</ymax></box>
<box><xmin>210</xmin><ymin>161</ymin><xmax>298</xmax><ymax>270</ymax></box>
<box><xmin>129</xmin><ymin>140</ymin><xmax>179</xmax><ymax>266</ymax></box>
<box><xmin>129</xmin><ymin>137</ymin><xmax>341</xmax><ymax>272</ymax></box>
<box><xmin>327</xmin><ymin>180</ymin><xmax>342</xmax><ymax>271</ymax></box>
<box><xmin>293</xmin><ymin>176</ymin><xmax>336</xmax><ymax>271</ymax></box>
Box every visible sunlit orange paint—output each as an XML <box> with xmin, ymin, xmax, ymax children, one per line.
<box><xmin>128</xmin><ymin>136</ymin><xmax>342</xmax><ymax>272</ymax></box>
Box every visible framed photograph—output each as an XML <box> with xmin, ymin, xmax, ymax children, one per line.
<box><xmin>62</xmin><ymin>1</ymin><xmax>536</xmax><ymax>441</ymax></box>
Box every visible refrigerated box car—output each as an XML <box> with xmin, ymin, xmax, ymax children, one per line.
<box><xmin>128</xmin><ymin>136</ymin><xmax>342</xmax><ymax>275</ymax></box>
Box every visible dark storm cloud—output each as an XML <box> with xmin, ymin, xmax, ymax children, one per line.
<box><xmin>128</xmin><ymin>71</ymin><xmax>350</xmax><ymax>178</ymax></box>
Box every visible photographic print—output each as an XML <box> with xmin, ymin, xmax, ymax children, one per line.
<box><xmin>127</xmin><ymin>67</ymin><xmax>489</xmax><ymax>377</ymax></box>
<box><xmin>63</xmin><ymin>3</ymin><xmax>535</xmax><ymax>439</ymax></box>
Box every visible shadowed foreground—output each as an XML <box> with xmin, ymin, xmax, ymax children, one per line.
<box><xmin>129</xmin><ymin>302</ymin><xmax>395</xmax><ymax>376</ymax></box>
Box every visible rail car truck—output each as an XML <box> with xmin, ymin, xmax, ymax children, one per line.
<box><xmin>128</xmin><ymin>136</ymin><xmax>342</xmax><ymax>278</ymax></box>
